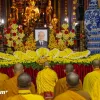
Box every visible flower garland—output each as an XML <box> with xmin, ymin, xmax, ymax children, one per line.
<box><xmin>0</xmin><ymin>48</ymin><xmax>99</xmax><ymax>68</ymax></box>
<box><xmin>4</xmin><ymin>22</ymin><xmax>25</xmax><ymax>48</ymax></box>
<box><xmin>56</xmin><ymin>23</ymin><xmax>76</xmax><ymax>47</ymax></box>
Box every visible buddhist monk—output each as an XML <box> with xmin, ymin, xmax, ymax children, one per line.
<box><xmin>7</xmin><ymin>73</ymin><xmax>44</xmax><ymax>100</ymax></box>
<box><xmin>83</xmin><ymin>59</ymin><xmax>100</xmax><ymax>96</ymax></box>
<box><xmin>2</xmin><ymin>63</ymin><xmax>35</xmax><ymax>100</ymax></box>
<box><xmin>54</xmin><ymin>72</ymin><xmax>91</xmax><ymax>100</ymax></box>
<box><xmin>36</xmin><ymin>62</ymin><xmax>58</xmax><ymax>100</ymax></box>
<box><xmin>91</xmin><ymin>79</ymin><xmax>100</xmax><ymax>100</ymax></box>
<box><xmin>54</xmin><ymin>64</ymin><xmax>82</xmax><ymax>97</ymax></box>
<box><xmin>0</xmin><ymin>72</ymin><xmax>9</xmax><ymax>90</ymax></box>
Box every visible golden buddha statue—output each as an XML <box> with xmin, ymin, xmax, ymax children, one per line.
<box><xmin>11</xmin><ymin>0</ymin><xmax>18</xmax><ymax>21</ymax></box>
<box><xmin>8</xmin><ymin>14</ymin><xmax>16</xmax><ymax>25</ymax></box>
<box><xmin>51</xmin><ymin>14</ymin><xmax>58</xmax><ymax>30</ymax></box>
<box><xmin>25</xmin><ymin>0</ymin><xmax>40</xmax><ymax>26</ymax></box>
<box><xmin>46</xmin><ymin>0</ymin><xmax>53</xmax><ymax>24</ymax></box>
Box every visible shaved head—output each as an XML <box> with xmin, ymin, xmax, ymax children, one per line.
<box><xmin>17</xmin><ymin>73</ymin><xmax>31</xmax><ymax>88</ymax></box>
<box><xmin>67</xmin><ymin>72</ymin><xmax>79</xmax><ymax>87</ymax></box>
<box><xmin>14</xmin><ymin>63</ymin><xmax>23</xmax><ymax>73</ymax></box>
<box><xmin>44</xmin><ymin>62</ymin><xmax>50</xmax><ymax>67</ymax></box>
<box><xmin>92</xmin><ymin>59</ymin><xmax>100</xmax><ymax>68</ymax></box>
<box><xmin>65</xmin><ymin>64</ymin><xmax>74</xmax><ymax>73</ymax></box>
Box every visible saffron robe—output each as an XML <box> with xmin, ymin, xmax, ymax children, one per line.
<box><xmin>7</xmin><ymin>90</ymin><xmax>44</xmax><ymax>100</ymax></box>
<box><xmin>54</xmin><ymin>77</ymin><xmax>82</xmax><ymax>97</ymax></box>
<box><xmin>0</xmin><ymin>73</ymin><xmax>9</xmax><ymax>90</ymax></box>
<box><xmin>36</xmin><ymin>67</ymin><xmax>58</xmax><ymax>94</ymax></box>
<box><xmin>54</xmin><ymin>90</ymin><xmax>86</xmax><ymax>100</ymax></box>
<box><xmin>91</xmin><ymin>79</ymin><xmax>100</xmax><ymax>100</ymax></box>
<box><xmin>2</xmin><ymin>74</ymin><xmax>36</xmax><ymax>100</ymax></box>
<box><xmin>83</xmin><ymin>69</ymin><xmax>100</xmax><ymax>96</ymax></box>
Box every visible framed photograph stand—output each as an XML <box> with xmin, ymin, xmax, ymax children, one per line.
<box><xmin>34</xmin><ymin>28</ymin><xmax>49</xmax><ymax>49</ymax></box>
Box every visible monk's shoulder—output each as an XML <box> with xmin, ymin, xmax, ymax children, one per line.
<box><xmin>84</xmin><ymin>72</ymin><xmax>92</xmax><ymax>79</ymax></box>
<box><xmin>3</xmin><ymin>76</ymin><xmax>16</xmax><ymax>87</ymax></box>
<box><xmin>77</xmin><ymin>90</ymin><xmax>91</xmax><ymax>100</ymax></box>
<box><xmin>54</xmin><ymin>91</ymin><xmax>68</xmax><ymax>100</ymax></box>
<box><xmin>0</xmin><ymin>73</ymin><xmax>9</xmax><ymax>80</ymax></box>
<box><xmin>28</xmin><ymin>94</ymin><xmax>44</xmax><ymax>100</ymax></box>
<box><xmin>58</xmin><ymin>77</ymin><xmax>66</xmax><ymax>83</ymax></box>
<box><xmin>6</xmin><ymin>95</ymin><xmax>19</xmax><ymax>100</ymax></box>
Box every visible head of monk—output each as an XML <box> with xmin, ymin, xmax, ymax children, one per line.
<box><xmin>17</xmin><ymin>73</ymin><xmax>31</xmax><ymax>89</ymax></box>
<box><xmin>14</xmin><ymin>63</ymin><xmax>24</xmax><ymax>75</ymax></box>
<box><xmin>92</xmin><ymin>59</ymin><xmax>100</xmax><ymax>69</ymax></box>
<box><xmin>64</xmin><ymin>64</ymin><xmax>74</xmax><ymax>74</ymax></box>
<box><xmin>66</xmin><ymin>72</ymin><xmax>79</xmax><ymax>88</ymax></box>
<box><xmin>44</xmin><ymin>62</ymin><xmax>50</xmax><ymax>68</ymax></box>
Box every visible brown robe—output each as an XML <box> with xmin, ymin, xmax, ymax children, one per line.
<box><xmin>1</xmin><ymin>74</ymin><xmax>35</xmax><ymax>100</ymax></box>
<box><xmin>54</xmin><ymin>77</ymin><xmax>82</xmax><ymax>97</ymax></box>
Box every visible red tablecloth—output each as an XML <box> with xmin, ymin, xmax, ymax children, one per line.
<box><xmin>0</xmin><ymin>64</ymin><xmax>93</xmax><ymax>85</ymax></box>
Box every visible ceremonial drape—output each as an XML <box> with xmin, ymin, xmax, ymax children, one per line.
<box><xmin>0</xmin><ymin>64</ymin><xmax>93</xmax><ymax>86</ymax></box>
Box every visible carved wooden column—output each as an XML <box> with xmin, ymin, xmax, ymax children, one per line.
<box><xmin>54</xmin><ymin>0</ymin><xmax>57</xmax><ymax>14</ymax></box>
<box><xmin>0</xmin><ymin>0</ymin><xmax>1</xmax><ymax>21</ymax></box>
<box><xmin>84</xmin><ymin>0</ymin><xmax>89</xmax><ymax>11</ymax></box>
<box><xmin>80</xmin><ymin>21</ymin><xmax>85</xmax><ymax>51</ymax></box>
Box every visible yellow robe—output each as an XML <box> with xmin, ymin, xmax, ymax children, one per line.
<box><xmin>1</xmin><ymin>74</ymin><xmax>36</xmax><ymax>100</ymax></box>
<box><xmin>54</xmin><ymin>77</ymin><xmax>82</xmax><ymax>97</ymax></box>
<box><xmin>54</xmin><ymin>90</ymin><xmax>86</xmax><ymax>100</ymax></box>
<box><xmin>7</xmin><ymin>90</ymin><xmax>44</xmax><ymax>100</ymax></box>
<box><xmin>83</xmin><ymin>69</ymin><xmax>100</xmax><ymax>96</ymax></box>
<box><xmin>0</xmin><ymin>73</ymin><xmax>9</xmax><ymax>90</ymax></box>
<box><xmin>36</xmin><ymin>67</ymin><xmax>58</xmax><ymax>94</ymax></box>
<box><xmin>91</xmin><ymin>79</ymin><xmax>100</xmax><ymax>100</ymax></box>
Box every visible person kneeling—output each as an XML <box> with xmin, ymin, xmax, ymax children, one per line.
<box><xmin>54</xmin><ymin>72</ymin><xmax>91</xmax><ymax>100</ymax></box>
<box><xmin>7</xmin><ymin>73</ymin><xmax>44</xmax><ymax>100</ymax></box>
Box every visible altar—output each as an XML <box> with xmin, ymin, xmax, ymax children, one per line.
<box><xmin>0</xmin><ymin>0</ymin><xmax>100</xmax><ymax>86</ymax></box>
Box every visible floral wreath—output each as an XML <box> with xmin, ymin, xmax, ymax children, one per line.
<box><xmin>4</xmin><ymin>21</ymin><xmax>25</xmax><ymax>48</ymax></box>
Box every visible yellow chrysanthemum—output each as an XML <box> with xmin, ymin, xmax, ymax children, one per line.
<box><xmin>48</xmin><ymin>48</ymin><xmax>59</xmax><ymax>59</ymax></box>
<box><xmin>62</xmin><ymin>23</ymin><xmax>69</xmax><ymax>30</ymax></box>
<box><xmin>36</xmin><ymin>48</ymin><xmax>49</xmax><ymax>57</ymax></box>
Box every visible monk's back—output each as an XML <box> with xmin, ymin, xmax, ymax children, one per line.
<box><xmin>0</xmin><ymin>73</ymin><xmax>9</xmax><ymax>81</ymax></box>
<box><xmin>0</xmin><ymin>73</ymin><xmax>9</xmax><ymax>90</ymax></box>
<box><xmin>83</xmin><ymin>70</ymin><xmax>100</xmax><ymax>96</ymax></box>
<box><xmin>76</xmin><ymin>90</ymin><xmax>91</xmax><ymax>100</ymax></box>
<box><xmin>54</xmin><ymin>90</ymin><xmax>87</xmax><ymax>100</ymax></box>
<box><xmin>7</xmin><ymin>93</ymin><xmax>44</xmax><ymax>100</ymax></box>
<box><xmin>2</xmin><ymin>74</ymin><xmax>35</xmax><ymax>100</ymax></box>
<box><xmin>54</xmin><ymin>77</ymin><xmax>82</xmax><ymax>97</ymax></box>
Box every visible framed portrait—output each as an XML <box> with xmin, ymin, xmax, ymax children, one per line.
<box><xmin>34</xmin><ymin>28</ymin><xmax>49</xmax><ymax>49</ymax></box>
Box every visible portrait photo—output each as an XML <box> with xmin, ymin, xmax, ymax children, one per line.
<box><xmin>34</xmin><ymin>28</ymin><xmax>49</xmax><ymax>49</ymax></box>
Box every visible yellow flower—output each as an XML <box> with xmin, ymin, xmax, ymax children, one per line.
<box><xmin>36</xmin><ymin>48</ymin><xmax>49</xmax><ymax>57</ymax></box>
<box><xmin>67</xmin><ymin>50</ymin><xmax>90</xmax><ymax>59</ymax></box>
<box><xmin>11</xmin><ymin>24</ymin><xmax>18</xmax><ymax>29</ymax></box>
<box><xmin>68</xmin><ymin>40</ymin><xmax>74</xmax><ymax>46</ymax></box>
<box><xmin>18</xmin><ymin>33</ymin><xmax>25</xmax><ymax>38</ymax></box>
<box><xmin>7</xmin><ymin>40</ymin><xmax>13</xmax><ymax>47</ymax></box>
<box><xmin>11</xmin><ymin>29</ymin><xmax>17</xmax><ymax>33</ymax></box>
<box><xmin>59</xmin><ymin>51</ymin><xmax>67</xmax><ymax>58</ymax></box>
<box><xmin>62</xmin><ymin>24</ymin><xmax>69</xmax><ymax>30</ymax></box>
<box><xmin>48</xmin><ymin>48</ymin><xmax>59</xmax><ymax>58</ymax></box>
<box><xmin>69</xmin><ymin>32</ymin><xmax>75</xmax><ymax>38</ymax></box>
<box><xmin>12</xmin><ymin>36</ymin><xmax>18</xmax><ymax>40</ymax></box>
<box><xmin>26</xmin><ymin>50</ymin><xmax>38</xmax><ymax>61</ymax></box>
<box><xmin>5</xmin><ymin>34</ymin><xmax>10</xmax><ymax>39</ymax></box>
<box><xmin>56</xmin><ymin>32</ymin><xmax>62</xmax><ymax>38</ymax></box>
